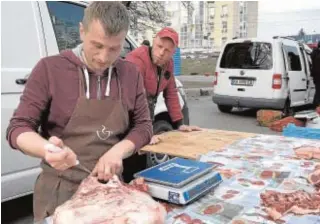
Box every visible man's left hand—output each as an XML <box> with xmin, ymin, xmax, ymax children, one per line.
<box><xmin>178</xmin><ymin>125</ymin><xmax>202</xmax><ymax>132</ymax></box>
<box><xmin>92</xmin><ymin>150</ymin><xmax>123</xmax><ymax>181</ymax></box>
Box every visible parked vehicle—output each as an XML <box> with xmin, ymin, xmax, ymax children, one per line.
<box><xmin>212</xmin><ymin>37</ymin><xmax>315</xmax><ymax>115</ymax></box>
<box><xmin>1</xmin><ymin>1</ymin><xmax>189</xmax><ymax>202</ymax></box>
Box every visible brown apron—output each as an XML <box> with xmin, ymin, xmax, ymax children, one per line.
<box><xmin>33</xmin><ymin>68</ymin><xmax>129</xmax><ymax>222</ymax></box>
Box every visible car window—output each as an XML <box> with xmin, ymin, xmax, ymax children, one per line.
<box><xmin>47</xmin><ymin>1</ymin><xmax>84</xmax><ymax>51</ymax></box>
<box><xmin>283</xmin><ymin>45</ymin><xmax>302</xmax><ymax>71</ymax></box>
<box><xmin>120</xmin><ymin>39</ymin><xmax>133</xmax><ymax>58</ymax></box>
<box><xmin>220</xmin><ymin>42</ymin><xmax>273</xmax><ymax>70</ymax></box>
<box><xmin>47</xmin><ymin>1</ymin><xmax>134</xmax><ymax>57</ymax></box>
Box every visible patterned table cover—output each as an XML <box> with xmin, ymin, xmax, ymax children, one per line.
<box><xmin>165</xmin><ymin>135</ymin><xmax>320</xmax><ymax>224</ymax></box>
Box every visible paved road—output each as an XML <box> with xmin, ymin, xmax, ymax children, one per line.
<box><xmin>1</xmin><ymin>96</ymin><xmax>279</xmax><ymax>224</ymax></box>
<box><xmin>188</xmin><ymin>96</ymin><xmax>279</xmax><ymax>135</ymax></box>
<box><xmin>177</xmin><ymin>75</ymin><xmax>213</xmax><ymax>83</ymax></box>
<box><xmin>177</xmin><ymin>75</ymin><xmax>214</xmax><ymax>89</ymax></box>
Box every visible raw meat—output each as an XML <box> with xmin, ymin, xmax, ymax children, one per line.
<box><xmin>308</xmin><ymin>166</ymin><xmax>320</xmax><ymax>187</ymax></box>
<box><xmin>294</xmin><ymin>146</ymin><xmax>320</xmax><ymax>160</ymax></box>
<box><xmin>260</xmin><ymin>190</ymin><xmax>320</xmax><ymax>220</ymax></box>
<box><xmin>269</xmin><ymin>116</ymin><xmax>305</xmax><ymax>132</ymax></box>
<box><xmin>256</xmin><ymin>110</ymin><xmax>282</xmax><ymax>127</ymax></box>
<box><xmin>53</xmin><ymin>175</ymin><xmax>166</xmax><ymax>224</ymax></box>
<box><xmin>173</xmin><ymin>213</ymin><xmax>204</xmax><ymax>224</ymax></box>
<box><xmin>202</xmin><ymin>204</ymin><xmax>224</xmax><ymax>215</ymax></box>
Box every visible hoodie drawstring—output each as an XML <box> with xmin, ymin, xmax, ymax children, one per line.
<box><xmin>82</xmin><ymin>66</ymin><xmax>113</xmax><ymax>99</ymax></box>
<box><xmin>105</xmin><ymin>66</ymin><xmax>112</xmax><ymax>97</ymax></box>
<box><xmin>83</xmin><ymin>67</ymin><xmax>90</xmax><ymax>99</ymax></box>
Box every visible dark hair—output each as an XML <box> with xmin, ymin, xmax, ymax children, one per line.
<box><xmin>142</xmin><ymin>40</ymin><xmax>150</xmax><ymax>46</ymax></box>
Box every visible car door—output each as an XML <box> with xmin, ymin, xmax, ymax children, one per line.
<box><xmin>1</xmin><ymin>1</ymin><xmax>47</xmax><ymax>202</ymax></box>
<box><xmin>299</xmin><ymin>44</ymin><xmax>315</xmax><ymax>104</ymax></box>
<box><xmin>282</xmin><ymin>40</ymin><xmax>308</xmax><ymax>106</ymax></box>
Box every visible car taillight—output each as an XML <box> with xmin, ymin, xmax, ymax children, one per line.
<box><xmin>213</xmin><ymin>72</ymin><xmax>218</xmax><ymax>85</ymax></box>
<box><xmin>272</xmin><ymin>74</ymin><xmax>282</xmax><ymax>89</ymax></box>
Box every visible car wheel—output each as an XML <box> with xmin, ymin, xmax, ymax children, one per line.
<box><xmin>218</xmin><ymin>105</ymin><xmax>233</xmax><ymax>113</ymax></box>
<box><xmin>147</xmin><ymin>120</ymin><xmax>174</xmax><ymax>168</ymax></box>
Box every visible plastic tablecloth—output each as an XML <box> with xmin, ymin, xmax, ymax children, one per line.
<box><xmin>165</xmin><ymin>135</ymin><xmax>320</xmax><ymax>224</ymax></box>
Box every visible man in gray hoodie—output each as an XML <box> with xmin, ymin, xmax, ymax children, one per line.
<box><xmin>6</xmin><ymin>2</ymin><xmax>152</xmax><ymax>221</ymax></box>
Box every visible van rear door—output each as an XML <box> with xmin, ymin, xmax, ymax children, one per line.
<box><xmin>281</xmin><ymin>40</ymin><xmax>308</xmax><ymax>106</ymax></box>
<box><xmin>215</xmin><ymin>40</ymin><xmax>274</xmax><ymax>99</ymax></box>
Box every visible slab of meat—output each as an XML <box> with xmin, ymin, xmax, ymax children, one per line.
<box><xmin>53</xmin><ymin>175</ymin><xmax>166</xmax><ymax>224</ymax></box>
<box><xmin>294</xmin><ymin>146</ymin><xmax>320</xmax><ymax>160</ymax></box>
<box><xmin>260</xmin><ymin>190</ymin><xmax>320</xmax><ymax>220</ymax></box>
<box><xmin>308</xmin><ymin>166</ymin><xmax>320</xmax><ymax>188</ymax></box>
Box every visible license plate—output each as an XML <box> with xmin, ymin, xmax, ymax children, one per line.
<box><xmin>231</xmin><ymin>79</ymin><xmax>254</xmax><ymax>86</ymax></box>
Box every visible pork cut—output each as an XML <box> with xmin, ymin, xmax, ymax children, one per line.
<box><xmin>53</xmin><ymin>175</ymin><xmax>166</xmax><ymax>224</ymax></box>
<box><xmin>308</xmin><ymin>166</ymin><xmax>320</xmax><ymax>188</ymax></box>
<box><xmin>260</xmin><ymin>190</ymin><xmax>320</xmax><ymax>220</ymax></box>
<box><xmin>294</xmin><ymin>146</ymin><xmax>320</xmax><ymax>160</ymax></box>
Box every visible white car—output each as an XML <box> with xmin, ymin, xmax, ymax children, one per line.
<box><xmin>1</xmin><ymin>1</ymin><xmax>189</xmax><ymax>202</ymax></box>
<box><xmin>212</xmin><ymin>37</ymin><xmax>315</xmax><ymax>115</ymax></box>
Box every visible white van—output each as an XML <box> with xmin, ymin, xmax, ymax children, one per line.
<box><xmin>1</xmin><ymin>1</ymin><xmax>189</xmax><ymax>202</ymax></box>
<box><xmin>212</xmin><ymin>37</ymin><xmax>315</xmax><ymax>115</ymax></box>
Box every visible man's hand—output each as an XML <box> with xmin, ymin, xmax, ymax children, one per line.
<box><xmin>149</xmin><ymin>135</ymin><xmax>162</xmax><ymax>145</ymax></box>
<box><xmin>44</xmin><ymin>136</ymin><xmax>78</xmax><ymax>171</ymax></box>
<box><xmin>92</xmin><ymin>150</ymin><xmax>123</xmax><ymax>181</ymax></box>
<box><xmin>178</xmin><ymin>125</ymin><xmax>202</xmax><ymax>132</ymax></box>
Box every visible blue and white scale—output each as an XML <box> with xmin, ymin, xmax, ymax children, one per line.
<box><xmin>134</xmin><ymin>158</ymin><xmax>222</xmax><ymax>205</ymax></box>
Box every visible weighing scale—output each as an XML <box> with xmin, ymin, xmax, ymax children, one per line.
<box><xmin>134</xmin><ymin>158</ymin><xmax>222</xmax><ymax>205</ymax></box>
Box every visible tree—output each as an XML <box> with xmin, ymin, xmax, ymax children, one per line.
<box><xmin>298</xmin><ymin>28</ymin><xmax>306</xmax><ymax>39</ymax></box>
<box><xmin>123</xmin><ymin>1</ymin><xmax>169</xmax><ymax>32</ymax></box>
<box><xmin>122</xmin><ymin>1</ymin><xmax>195</xmax><ymax>33</ymax></box>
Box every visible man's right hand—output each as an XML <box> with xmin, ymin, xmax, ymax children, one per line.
<box><xmin>149</xmin><ymin>135</ymin><xmax>162</xmax><ymax>145</ymax></box>
<box><xmin>44</xmin><ymin>136</ymin><xmax>78</xmax><ymax>171</ymax></box>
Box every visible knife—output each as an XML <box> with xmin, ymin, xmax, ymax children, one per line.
<box><xmin>44</xmin><ymin>144</ymin><xmax>91</xmax><ymax>174</ymax></box>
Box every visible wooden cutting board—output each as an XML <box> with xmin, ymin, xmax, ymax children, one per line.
<box><xmin>140</xmin><ymin>129</ymin><xmax>256</xmax><ymax>159</ymax></box>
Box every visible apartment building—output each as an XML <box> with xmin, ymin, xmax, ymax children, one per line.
<box><xmin>166</xmin><ymin>1</ymin><xmax>258</xmax><ymax>53</ymax></box>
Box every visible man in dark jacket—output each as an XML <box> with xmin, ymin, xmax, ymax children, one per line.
<box><xmin>311</xmin><ymin>41</ymin><xmax>320</xmax><ymax>107</ymax></box>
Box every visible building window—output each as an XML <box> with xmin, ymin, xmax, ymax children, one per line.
<box><xmin>209</xmin><ymin>22</ymin><xmax>214</xmax><ymax>32</ymax></box>
<box><xmin>221</xmin><ymin>5</ymin><xmax>228</xmax><ymax>17</ymax></box>
<box><xmin>195</xmin><ymin>24</ymin><xmax>203</xmax><ymax>47</ymax></box>
<box><xmin>208</xmin><ymin>5</ymin><xmax>215</xmax><ymax>21</ymax></box>
<box><xmin>180</xmin><ymin>25</ymin><xmax>188</xmax><ymax>48</ymax></box>
<box><xmin>199</xmin><ymin>1</ymin><xmax>204</xmax><ymax>24</ymax></box>
<box><xmin>222</xmin><ymin>21</ymin><xmax>228</xmax><ymax>33</ymax></box>
<box><xmin>208</xmin><ymin>38</ymin><xmax>214</xmax><ymax>48</ymax></box>
<box><xmin>222</xmin><ymin>37</ymin><xmax>227</xmax><ymax>46</ymax></box>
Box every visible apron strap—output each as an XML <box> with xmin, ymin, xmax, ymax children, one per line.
<box><xmin>78</xmin><ymin>68</ymin><xmax>87</xmax><ymax>98</ymax></box>
<box><xmin>114</xmin><ymin>68</ymin><xmax>122</xmax><ymax>101</ymax></box>
<box><xmin>116</xmin><ymin>75</ymin><xmax>122</xmax><ymax>101</ymax></box>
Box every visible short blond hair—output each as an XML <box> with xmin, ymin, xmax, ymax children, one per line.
<box><xmin>83</xmin><ymin>2</ymin><xmax>129</xmax><ymax>35</ymax></box>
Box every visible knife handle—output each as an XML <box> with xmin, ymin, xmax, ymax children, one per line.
<box><xmin>44</xmin><ymin>143</ymin><xmax>79</xmax><ymax>165</ymax></box>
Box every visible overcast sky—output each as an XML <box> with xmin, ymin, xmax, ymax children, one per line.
<box><xmin>257</xmin><ymin>0</ymin><xmax>320</xmax><ymax>38</ymax></box>
<box><xmin>259</xmin><ymin>0</ymin><xmax>320</xmax><ymax>13</ymax></box>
